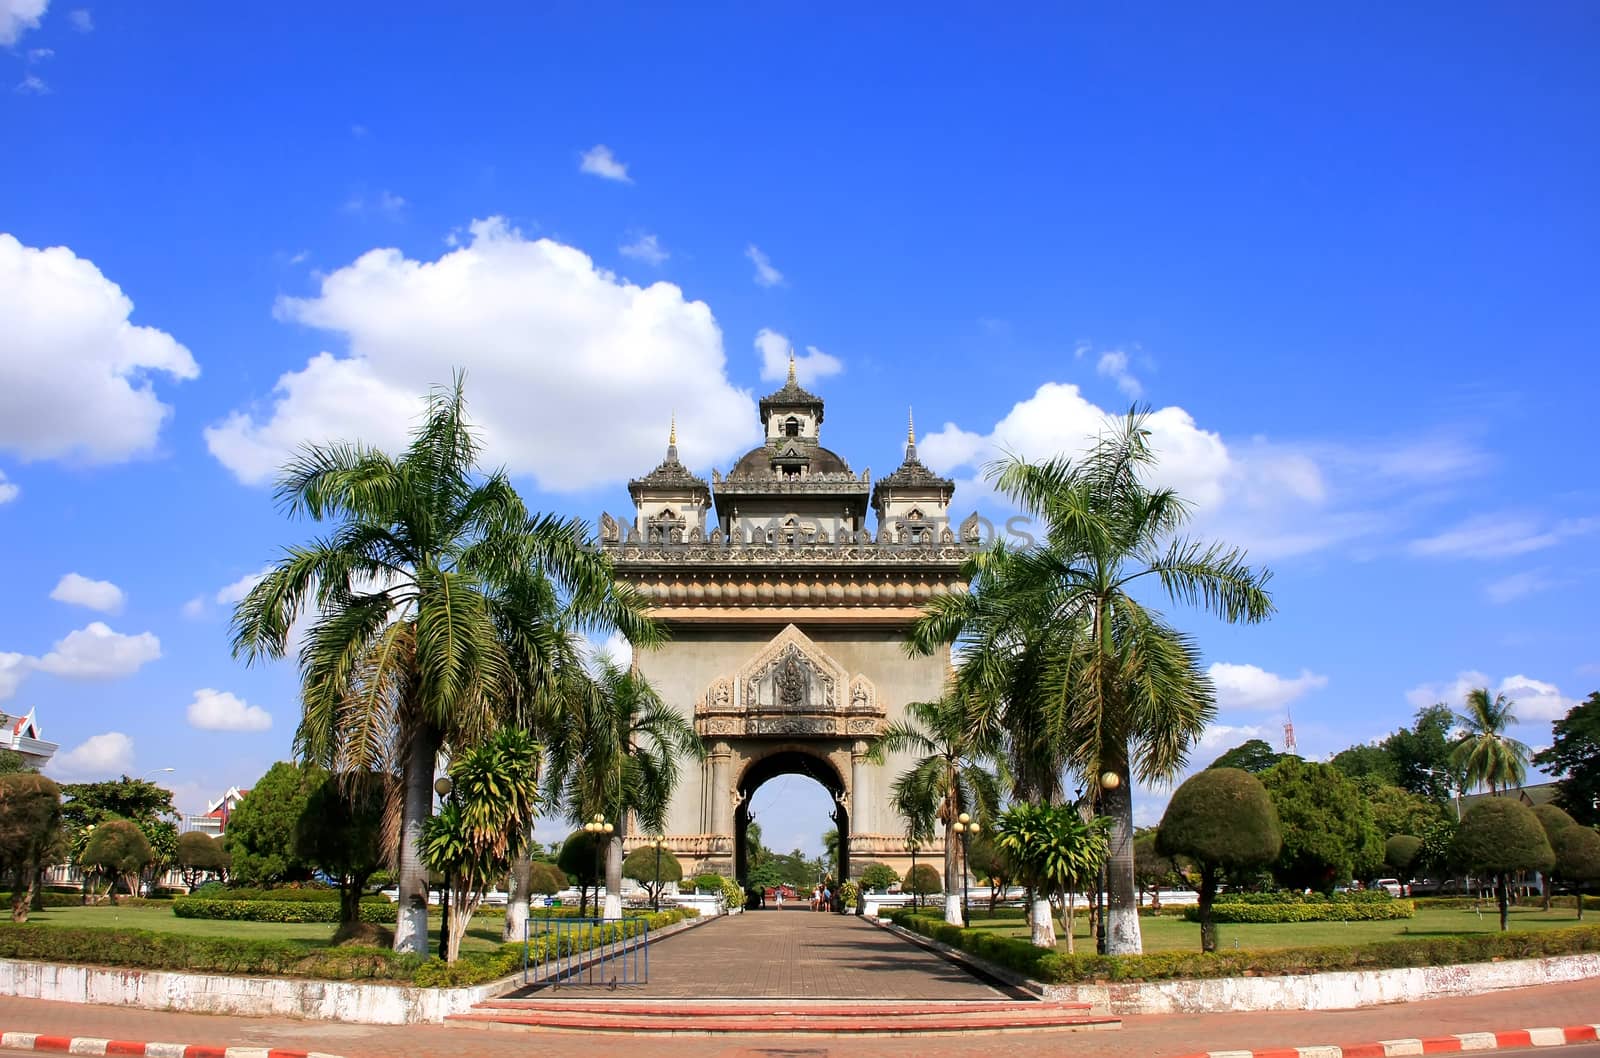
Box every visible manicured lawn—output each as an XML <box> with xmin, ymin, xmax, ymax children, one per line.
<box><xmin>21</xmin><ymin>904</ymin><xmax>515</xmax><ymax>954</ymax></box>
<box><xmin>964</xmin><ymin>905</ymin><xmax>1588</xmax><ymax>952</ymax></box>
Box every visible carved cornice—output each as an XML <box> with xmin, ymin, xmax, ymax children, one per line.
<box><xmin>612</xmin><ymin>569</ymin><xmax>968</xmax><ymax>612</ymax></box>
<box><xmin>603</xmin><ymin>539</ymin><xmax>970</xmax><ymax>568</ymax></box>
<box><xmin>695</xmin><ymin>624</ymin><xmax>888</xmax><ymax>740</ymax></box>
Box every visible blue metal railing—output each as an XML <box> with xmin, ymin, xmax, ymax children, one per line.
<box><xmin>523</xmin><ymin>916</ymin><xmax>649</xmax><ymax>988</ymax></box>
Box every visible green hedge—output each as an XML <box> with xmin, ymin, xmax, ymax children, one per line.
<box><xmin>0</xmin><ymin>905</ymin><xmax>701</xmax><ymax>988</ymax></box>
<box><xmin>1414</xmin><ymin>894</ymin><xmax>1600</xmax><ymax>911</ymax></box>
<box><xmin>887</xmin><ymin>909</ymin><xmax>1600</xmax><ymax>984</ymax></box>
<box><xmin>1186</xmin><ymin>900</ymin><xmax>1415</xmax><ymax>924</ymax></box>
<box><xmin>173</xmin><ymin>898</ymin><xmax>396</xmax><ymax>924</ymax></box>
<box><xmin>187</xmin><ymin>887</ymin><xmax>386</xmax><ymax>904</ymax></box>
<box><xmin>1216</xmin><ymin>890</ymin><xmax>1396</xmax><ymax>906</ymax></box>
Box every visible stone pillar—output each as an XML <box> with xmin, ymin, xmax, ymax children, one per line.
<box><xmin>850</xmin><ymin>739</ymin><xmax>871</xmax><ymax>837</ymax></box>
<box><xmin>709</xmin><ymin>741</ymin><xmax>733</xmax><ymax>841</ymax></box>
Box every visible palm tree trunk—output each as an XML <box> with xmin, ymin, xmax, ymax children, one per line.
<box><xmin>504</xmin><ymin>832</ymin><xmax>532</xmax><ymax>942</ymax></box>
<box><xmin>942</xmin><ymin>823</ymin><xmax>962</xmax><ymax>926</ymax></box>
<box><xmin>394</xmin><ymin>723</ymin><xmax>441</xmax><ymax>954</ymax></box>
<box><xmin>1029</xmin><ymin>892</ymin><xmax>1056</xmax><ymax>947</ymax></box>
<box><xmin>1102</xmin><ymin>772</ymin><xmax>1144</xmax><ymax>954</ymax></box>
<box><xmin>603</xmin><ymin>835</ymin><xmax>623</xmax><ymax>919</ymax></box>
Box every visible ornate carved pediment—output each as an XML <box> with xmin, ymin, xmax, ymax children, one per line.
<box><xmin>599</xmin><ymin>511</ymin><xmax>620</xmax><ymax>543</ymax></box>
<box><xmin>694</xmin><ymin>624</ymin><xmax>887</xmax><ymax>739</ymax></box>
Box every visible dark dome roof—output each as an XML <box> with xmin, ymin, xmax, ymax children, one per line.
<box><xmin>728</xmin><ymin>442</ymin><xmax>853</xmax><ymax>478</ymax></box>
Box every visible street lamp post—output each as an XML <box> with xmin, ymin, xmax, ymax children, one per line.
<box><xmin>951</xmin><ymin>812</ymin><xmax>980</xmax><ymax>927</ymax></box>
<box><xmin>583</xmin><ymin>812</ymin><xmax>613</xmax><ymax>919</ymax></box>
<box><xmin>434</xmin><ymin>775</ymin><xmax>454</xmax><ymax>959</ymax></box>
<box><xmin>1097</xmin><ymin>771</ymin><xmax>1120</xmax><ymax>955</ymax></box>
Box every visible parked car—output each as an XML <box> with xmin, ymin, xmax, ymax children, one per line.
<box><xmin>1374</xmin><ymin>878</ymin><xmax>1409</xmax><ymax>897</ymax></box>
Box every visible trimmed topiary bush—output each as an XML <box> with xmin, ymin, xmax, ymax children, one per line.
<box><xmin>1187</xmin><ymin>898</ymin><xmax>1413</xmax><ymax>923</ymax></box>
<box><xmin>1453</xmin><ymin>799</ymin><xmax>1555</xmax><ymax>931</ymax></box>
<box><xmin>1157</xmin><ymin>768</ymin><xmax>1282</xmax><ymax>952</ymax></box>
<box><xmin>1553</xmin><ymin>826</ymin><xmax>1600</xmax><ymax>921</ymax></box>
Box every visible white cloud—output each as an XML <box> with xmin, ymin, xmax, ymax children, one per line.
<box><xmin>0</xmin><ymin>0</ymin><xmax>47</xmax><ymax>45</ymax></box>
<box><xmin>1485</xmin><ymin>569</ymin><xmax>1562</xmax><ymax>604</ymax></box>
<box><xmin>619</xmin><ymin>232</ymin><xmax>668</xmax><ymax>266</ymax></box>
<box><xmin>746</xmin><ymin>244</ymin><xmax>784</xmax><ymax>287</ymax></box>
<box><xmin>918</xmin><ymin>380</ymin><xmax>1489</xmax><ymax>561</ymax></box>
<box><xmin>26</xmin><ymin>46</ymin><xmax>52</xmax><ymax>61</ymax></box>
<box><xmin>206</xmin><ymin>217</ymin><xmax>758</xmax><ymax>492</ymax></box>
<box><xmin>68</xmin><ymin>7</ymin><xmax>90</xmax><ymax>31</ymax></box>
<box><xmin>1093</xmin><ymin>349</ymin><xmax>1143</xmax><ymax>398</ymax></box>
<box><xmin>579</xmin><ymin>145</ymin><xmax>631</xmax><ymax>183</ymax></box>
<box><xmin>50</xmin><ymin>573</ymin><xmax>125</xmax><ymax>614</ymax></box>
<box><xmin>32</xmin><ymin>621</ymin><xmax>160</xmax><ymax>679</ymax></box>
<box><xmin>0</xmin><ymin>653</ymin><xmax>27</xmax><ymax>702</ymax></box>
<box><xmin>53</xmin><ymin>732</ymin><xmax>134</xmax><ymax>779</ymax></box>
<box><xmin>185</xmin><ymin>688</ymin><xmax>272</xmax><ymax>732</ymax></box>
<box><xmin>1410</xmin><ymin>514</ymin><xmax>1599</xmax><ymax>560</ymax></box>
<box><xmin>0</xmin><ymin>234</ymin><xmax>199</xmax><ymax>464</ymax></box>
<box><xmin>754</xmin><ymin>328</ymin><xmax>843</xmax><ymax>387</ymax></box>
<box><xmin>0</xmin><ymin>471</ymin><xmax>17</xmax><ymax>504</ymax></box>
<box><xmin>1406</xmin><ymin>670</ymin><xmax>1576</xmax><ymax>723</ymax></box>
<box><xmin>1208</xmin><ymin>662</ymin><xmax>1328</xmax><ymax>713</ymax></box>
<box><xmin>215</xmin><ymin>568</ymin><xmax>269</xmax><ymax>605</ymax></box>
<box><xmin>14</xmin><ymin>73</ymin><xmax>48</xmax><ymax>95</ymax></box>
<box><xmin>180</xmin><ymin>596</ymin><xmax>206</xmax><ymax>619</ymax></box>
<box><xmin>343</xmin><ymin>189</ymin><xmax>406</xmax><ymax>218</ymax></box>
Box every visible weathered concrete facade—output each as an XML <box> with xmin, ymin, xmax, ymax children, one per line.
<box><xmin>599</xmin><ymin>358</ymin><xmax>979</xmax><ymax>880</ymax></box>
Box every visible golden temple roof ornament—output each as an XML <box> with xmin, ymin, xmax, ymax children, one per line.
<box><xmin>670</xmin><ymin>411</ymin><xmax>677</xmax><ymax>447</ymax></box>
<box><xmin>787</xmin><ymin>348</ymin><xmax>797</xmax><ymax>385</ymax></box>
<box><xmin>907</xmin><ymin>407</ymin><xmax>915</xmax><ymax>446</ymax></box>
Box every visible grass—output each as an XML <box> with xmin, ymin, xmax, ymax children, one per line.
<box><xmin>964</xmin><ymin>905</ymin><xmax>1590</xmax><ymax>952</ymax></box>
<box><xmin>21</xmin><ymin>904</ymin><xmax>518</xmax><ymax>955</ymax></box>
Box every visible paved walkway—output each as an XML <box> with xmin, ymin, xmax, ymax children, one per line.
<box><xmin>0</xmin><ymin>979</ymin><xmax>1596</xmax><ymax>1057</ymax></box>
<box><xmin>529</xmin><ymin>906</ymin><xmax>1007</xmax><ymax>999</ymax></box>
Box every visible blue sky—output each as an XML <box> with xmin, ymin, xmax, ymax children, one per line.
<box><xmin>2</xmin><ymin>3</ymin><xmax>1596</xmax><ymax>854</ymax></box>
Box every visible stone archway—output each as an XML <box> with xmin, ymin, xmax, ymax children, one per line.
<box><xmin>733</xmin><ymin>747</ymin><xmax>850</xmax><ymax>883</ymax></box>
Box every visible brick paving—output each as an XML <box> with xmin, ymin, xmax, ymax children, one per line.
<box><xmin>524</xmin><ymin>905</ymin><xmax>1007</xmax><ymax>1000</ymax></box>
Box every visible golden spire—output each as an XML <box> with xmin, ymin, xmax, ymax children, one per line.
<box><xmin>787</xmin><ymin>347</ymin><xmax>797</xmax><ymax>385</ymax></box>
<box><xmin>907</xmin><ymin>407</ymin><xmax>916</xmax><ymax>446</ymax></box>
<box><xmin>669</xmin><ymin>411</ymin><xmax>677</xmax><ymax>447</ymax></box>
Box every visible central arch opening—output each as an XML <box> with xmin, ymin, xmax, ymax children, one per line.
<box><xmin>734</xmin><ymin>748</ymin><xmax>849</xmax><ymax>889</ymax></box>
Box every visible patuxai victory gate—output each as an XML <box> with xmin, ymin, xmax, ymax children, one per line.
<box><xmin>598</xmin><ymin>358</ymin><xmax>979</xmax><ymax>882</ymax></box>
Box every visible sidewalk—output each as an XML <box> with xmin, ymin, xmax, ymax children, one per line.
<box><xmin>0</xmin><ymin>979</ymin><xmax>1595</xmax><ymax>1058</ymax></box>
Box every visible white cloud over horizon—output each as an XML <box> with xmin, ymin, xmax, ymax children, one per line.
<box><xmin>52</xmin><ymin>731</ymin><xmax>135</xmax><ymax>779</ymax></box>
<box><xmin>579</xmin><ymin>145</ymin><xmax>631</xmax><ymax>183</ymax></box>
<box><xmin>50</xmin><ymin>573</ymin><xmax>125</xmax><ymax>615</ymax></box>
<box><xmin>0</xmin><ymin>471</ymin><xmax>17</xmax><ymax>504</ymax></box>
<box><xmin>0</xmin><ymin>0</ymin><xmax>47</xmax><ymax>45</ymax></box>
<box><xmin>1209</xmin><ymin>662</ymin><xmax>1329</xmax><ymax>713</ymax></box>
<box><xmin>204</xmin><ymin>217</ymin><xmax>759</xmax><ymax>492</ymax></box>
<box><xmin>746</xmin><ymin>245</ymin><xmax>784</xmax><ymax>287</ymax></box>
<box><xmin>186</xmin><ymin>688</ymin><xmax>272</xmax><ymax>732</ymax></box>
<box><xmin>32</xmin><ymin>622</ymin><xmax>161</xmax><ymax>680</ymax></box>
<box><xmin>1410</xmin><ymin>514</ymin><xmax>1599</xmax><ymax>560</ymax></box>
<box><xmin>755</xmin><ymin>328</ymin><xmax>842</xmax><ymax>387</ymax></box>
<box><xmin>619</xmin><ymin>232</ymin><xmax>668</xmax><ymax>266</ymax></box>
<box><xmin>0</xmin><ymin>234</ymin><xmax>199</xmax><ymax>465</ymax></box>
<box><xmin>1405</xmin><ymin>670</ymin><xmax>1577</xmax><ymax>724</ymax></box>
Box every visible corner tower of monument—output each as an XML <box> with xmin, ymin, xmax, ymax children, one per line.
<box><xmin>598</xmin><ymin>355</ymin><xmax>978</xmax><ymax>881</ymax></box>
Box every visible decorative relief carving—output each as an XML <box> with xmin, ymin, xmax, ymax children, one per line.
<box><xmin>693</xmin><ymin>624</ymin><xmax>887</xmax><ymax>739</ymax></box>
<box><xmin>599</xmin><ymin>511</ymin><xmax>620</xmax><ymax>543</ymax></box>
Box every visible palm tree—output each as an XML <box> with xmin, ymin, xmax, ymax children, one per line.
<box><xmin>1451</xmin><ymin>688</ymin><xmax>1530</xmax><ymax>796</ymax></box>
<box><xmin>870</xmin><ymin>695</ymin><xmax>1003</xmax><ymax>926</ymax></box>
<box><xmin>231</xmin><ymin>378</ymin><xmax>656</xmax><ymax>953</ymax></box>
<box><xmin>909</xmin><ymin>411</ymin><xmax>1275</xmax><ymax>954</ymax></box>
<box><xmin>544</xmin><ymin>658</ymin><xmax>703</xmax><ymax>919</ymax></box>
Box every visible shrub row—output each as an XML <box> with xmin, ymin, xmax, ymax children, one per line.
<box><xmin>1215</xmin><ymin>890</ymin><xmax>1395</xmax><ymax>906</ymax></box>
<box><xmin>427</xmin><ymin>906</ymin><xmax>700</xmax><ymax>987</ymax></box>
<box><xmin>1414</xmin><ymin>894</ymin><xmax>1600</xmax><ymax>911</ymax></box>
<box><xmin>188</xmin><ymin>886</ymin><xmax>383</xmax><ymax>904</ymax></box>
<box><xmin>3</xmin><ymin>892</ymin><xmax>174</xmax><ymax>910</ymax></box>
<box><xmin>1187</xmin><ymin>900</ymin><xmax>1414</xmax><ymax>924</ymax></box>
<box><xmin>887</xmin><ymin>909</ymin><xmax>1600</xmax><ymax>984</ymax></box>
<box><xmin>173</xmin><ymin>898</ymin><xmax>396</xmax><ymax>924</ymax></box>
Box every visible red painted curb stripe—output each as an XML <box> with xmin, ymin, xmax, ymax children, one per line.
<box><xmin>183</xmin><ymin>1048</ymin><xmax>230</xmax><ymax>1058</ymax></box>
<box><xmin>1569</xmin><ymin>1026</ymin><xmax>1600</xmax><ymax>1042</ymax></box>
<box><xmin>30</xmin><ymin>1037</ymin><xmax>74</xmax><ymax>1053</ymax></box>
<box><xmin>106</xmin><ymin>1044</ymin><xmax>150</xmax><ymax>1056</ymax></box>
<box><xmin>1495</xmin><ymin>1030</ymin><xmax>1533</xmax><ymax>1048</ymax></box>
<box><xmin>1251</xmin><ymin>1049</ymin><xmax>1303</xmax><ymax>1058</ymax></box>
<box><xmin>1418</xmin><ymin>1038</ymin><xmax>1464</xmax><ymax>1053</ymax></box>
<box><xmin>1339</xmin><ymin>1044</ymin><xmax>1390</xmax><ymax>1058</ymax></box>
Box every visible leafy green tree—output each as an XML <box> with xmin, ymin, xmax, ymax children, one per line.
<box><xmin>995</xmin><ymin>801</ymin><xmax>1110</xmax><ymax>951</ymax></box>
<box><xmin>905</xmin><ymin>863</ymin><xmax>942</xmax><ymax>901</ymax></box>
<box><xmin>746</xmin><ymin>861</ymin><xmax>785</xmax><ymax>891</ymax></box>
<box><xmin>622</xmin><ymin>843</ymin><xmax>683</xmax><ymax>904</ymax></box>
<box><xmin>298</xmin><ymin>771</ymin><xmax>385</xmax><ymax>924</ymax></box>
<box><xmin>528</xmin><ymin>861</ymin><xmax>567</xmax><ymax>897</ymax></box>
<box><xmin>1383</xmin><ymin>834</ymin><xmax>1422</xmax><ymax>888</ymax></box>
<box><xmin>231</xmin><ymin>378</ymin><xmax>656</xmax><ymax>954</ymax></box>
<box><xmin>225</xmin><ymin>762</ymin><xmax>317</xmax><ymax>886</ymax></box>
<box><xmin>80</xmin><ymin>819</ymin><xmax>153</xmax><ymax>904</ymax></box>
<box><xmin>1360</xmin><ymin>778</ymin><xmax>1447</xmax><ymax>839</ymax></box>
<box><xmin>871</xmin><ymin>694</ymin><xmax>1002</xmax><ymax>926</ymax></box>
<box><xmin>422</xmin><ymin>727</ymin><xmax>542</xmax><ymax>961</ymax></box>
<box><xmin>1157</xmin><ymin>768</ymin><xmax>1282</xmax><ymax>953</ymax></box>
<box><xmin>1416</xmin><ymin>817</ymin><xmax>1459</xmax><ymax>880</ymax></box>
<box><xmin>1552</xmin><ymin>826</ymin><xmax>1600</xmax><ymax>920</ymax></box>
<box><xmin>1532</xmin><ymin>692</ymin><xmax>1600</xmax><ymax>827</ymax></box>
<box><xmin>0</xmin><ymin>773</ymin><xmax>61</xmax><ymax>921</ymax></box>
<box><xmin>175</xmin><ymin>831</ymin><xmax>229</xmax><ymax>890</ymax></box>
<box><xmin>557</xmin><ymin>831</ymin><xmax>605</xmax><ymax>915</ymax></box>
<box><xmin>1453</xmin><ymin>798</ymin><xmax>1554</xmax><ymax>930</ymax></box>
<box><xmin>1330</xmin><ymin>744</ymin><xmax>1399</xmax><ymax>786</ymax></box>
<box><xmin>1385</xmin><ymin>704</ymin><xmax>1462</xmax><ymax>805</ymax></box>
<box><xmin>60</xmin><ymin>776</ymin><xmax>176</xmax><ymax>864</ymax></box>
<box><xmin>965</xmin><ymin>833</ymin><xmax>1015</xmax><ymax>912</ymax></box>
<box><xmin>0</xmin><ymin>750</ymin><xmax>30</xmax><ymax>775</ymax></box>
<box><xmin>544</xmin><ymin>658</ymin><xmax>701</xmax><ymax>920</ymax></box>
<box><xmin>1207</xmin><ymin>739</ymin><xmax>1282</xmax><ymax>774</ymax></box>
<box><xmin>909</xmin><ymin>412</ymin><xmax>1274</xmax><ymax>954</ymax></box>
<box><xmin>857</xmin><ymin>862</ymin><xmax>899</xmax><ymax>892</ymax></box>
<box><xmin>1451</xmin><ymin>688</ymin><xmax>1530</xmax><ymax>795</ymax></box>
<box><xmin>1532</xmin><ymin>804</ymin><xmax>1577</xmax><ymax>910</ymax></box>
<box><xmin>1261</xmin><ymin>756</ymin><xmax>1383</xmax><ymax>890</ymax></box>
